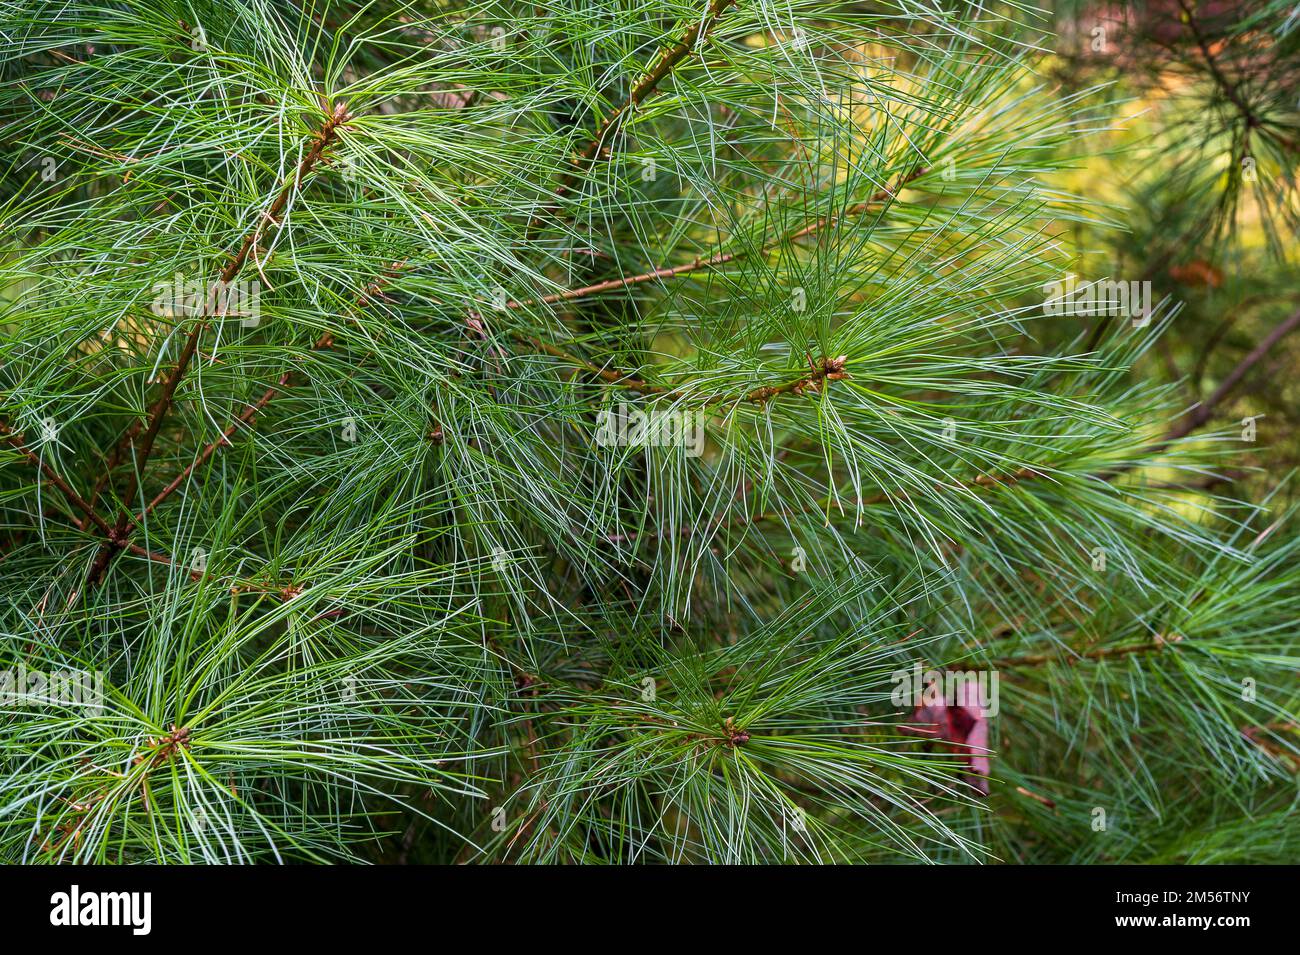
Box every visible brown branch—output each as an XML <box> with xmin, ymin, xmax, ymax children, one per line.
<box><xmin>993</xmin><ymin>633</ymin><xmax>1183</xmax><ymax>669</ymax></box>
<box><xmin>0</xmin><ymin>422</ymin><xmax>113</xmax><ymax>537</ymax></box>
<box><xmin>506</xmin><ymin>166</ymin><xmax>926</xmax><ymax>404</ymax></box>
<box><xmin>705</xmin><ymin>354</ymin><xmax>848</xmax><ymax>407</ymax></box>
<box><xmin>1160</xmin><ymin>306</ymin><xmax>1300</xmax><ymax>443</ymax></box>
<box><xmin>139</xmin><ymin>262</ymin><xmax>403</xmax><ymax>521</ymax></box>
<box><xmin>549</xmin><ymin>0</ymin><xmax>741</xmax><ymax>208</ymax></box>
<box><xmin>120</xmin><ymin>101</ymin><xmax>352</xmax><ymax>508</ymax></box>
<box><xmin>1</xmin><ymin>496</ymin><xmax>185</xmax><ymax>595</ymax></box>
<box><xmin>1014</xmin><ymin>786</ymin><xmax>1057</xmax><ymax>809</ymax></box>
<box><xmin>522</xmin><ymin>337</ymin><xmax>667</xmax><ymax>395</ymax></box>
<box><xmin>92</xmin><ymin>105</ymin><xmax>352</xmax><ymax>510</ymax></box>
<box><xmin>610</xmin><ymin>306</ymin><xmax>1300</xmax><ymax>544</ymax></box>
<box><xmin>86</xmin><ymin>101</ymin><xmax>352</xmax><ymax>586</ymax></box>
<box><xmin>529</xmin><ymin>335</ymin><xmax>849</xmax><ymax>407</ymax></box>
<box><xmin>514</xmin><ymin>167</ymin><xmax>927</xmax><ymax>312</ymax></box>
<box><xmin>136</xmin><ymin>356</ymin><xmax>318</xmax><ymax>520</ymax></box>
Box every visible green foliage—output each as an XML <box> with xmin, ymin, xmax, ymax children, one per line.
<box><xmin>0</xmin><ymin>0</ymin><xmax>1296</xmax><ymax>863</ymax></box>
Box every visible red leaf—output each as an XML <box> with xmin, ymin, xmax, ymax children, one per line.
<box><xmin>906</xmin><ymin>678</ymin><xmax>992</xmax><ymax>795</ymax></box>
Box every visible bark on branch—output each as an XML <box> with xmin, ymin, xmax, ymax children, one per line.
<box><xmin>85</xmin><ymin>101</ymin><xmax>353</xmax><ymax>586</ymax></box>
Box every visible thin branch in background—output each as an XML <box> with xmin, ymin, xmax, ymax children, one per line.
<box><xmin>1177</xmin><ymin>0</ymin><xmax>1298</xmax><ymax>155</ymax></box>
<box><xmin>1162</xmin><ymin>306</ymin><xmax>1300</xmax><ymax>442</ymax></box>
<box><xmin>993</xmin><ymin>633</ymin><xmax>1184</xmax><ymax>669</ymax></box>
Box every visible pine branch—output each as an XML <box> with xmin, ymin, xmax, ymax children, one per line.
<box><xmin>549</xmin><ymin>0</ymin><xmax>742</xmax><ymax>208</ymax></box>
<box><xmin>509</xmin><ymin>166</ymin><xmax>926</xmax><ymax>401</ymax></box>
<box><xmin>993</xmin><ymin>633</ymin><xmax>1184</xmax><ymax>668</ymax></box>
<box><xmin>512</xmin><ymin>166</ymin><xmax>927</xmax><ymax>310</ymax></box>
<box><xmin>611</xmin><ymin>303</ymin><xmax>1298</xmax><ymax>545</ymax></box>
<box><xmin>5</xmin><ymin>0</ymin><xmax>1295</xmax><ymax>866</ymax></box>
<box><xmin>0</xmin><ymin>421</ymin><xmax>112</xmax><ymax>537</ymax></box>
<box><xmin>138</xmin><ymin>262</ymin><xmax>403</xmax><ymax>521</ymax></box>
<box><xmin>84</xmin><ymin>100</ymin><xmax>353</xmax><ymax>586</ymax></box>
